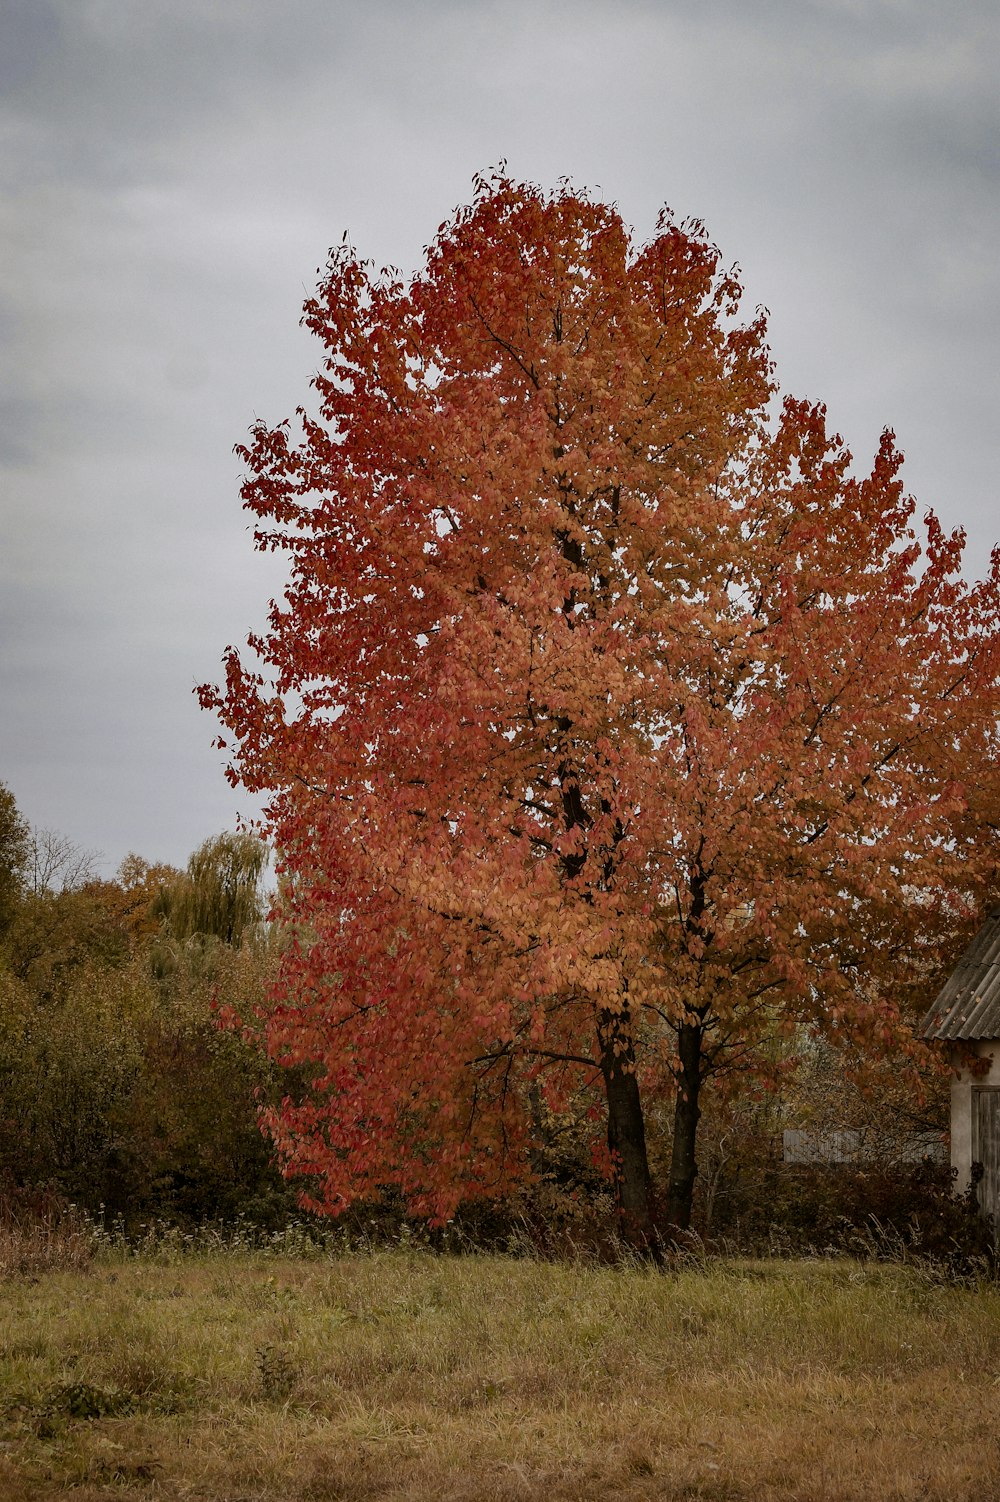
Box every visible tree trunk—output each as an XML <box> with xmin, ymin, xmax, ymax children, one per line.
<box><xmin>599</xmin><ymin>1009</ymin><xmax>656</xmax><ymax>1252</ymax></box>
<box><xmin>665</xmin><ymin>1019</ymin><xmax>704</xmax><ymax>1232</ymax></box>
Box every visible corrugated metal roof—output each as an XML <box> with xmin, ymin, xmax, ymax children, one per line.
<box><xmin>921</xmin><ymin>908</ymin><xmax>1000</xmax><ymax>1040</ymax></box>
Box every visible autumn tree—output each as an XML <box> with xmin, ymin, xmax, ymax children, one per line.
<box><xmin>204</xmin><ymin>175</ymin><xmax>1000</xmax><ymax>1244</ymax></box>
<box><xmin>5</xmin><ymin>851</ymin><xmax>173</xmax><ymax>1001</ymax></box>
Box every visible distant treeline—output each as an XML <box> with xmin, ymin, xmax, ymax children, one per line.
<box><xmin>0</xmin><ymin>781</ymin><xmax>296</xmax><ymax>1228</ymax></box>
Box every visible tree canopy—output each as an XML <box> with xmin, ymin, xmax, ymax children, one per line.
<box><xmin>155</xmin><ymin>832</ymin><xmax>267</xmax><ymax>949</ymax></box>
<box><xmin>0</xmin><ymin>782</ymin><xmax>30</xmax><ymax>941</ymax></box>
<box><xmin>204</xmin><ymin>174</ymin><xmax>1000</xmax><ymax>1243</ymax></box>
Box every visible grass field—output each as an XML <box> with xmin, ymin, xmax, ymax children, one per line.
<box><xmin>2</xmin><ymin>1240</ymin><xmax>1000</xmax><ymax>1501</ymax></box>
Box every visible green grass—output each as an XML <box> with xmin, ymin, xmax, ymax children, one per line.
<box><xmin>2</xmin><ymin>1245</ymin><xmax>1000</xmax><ymax>1499</ymax></box>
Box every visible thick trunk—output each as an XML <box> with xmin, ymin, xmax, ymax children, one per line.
<box><xmin>599</xmin><ymin>1010</ymin><xmax>656</xmax><ymax>1251</ymax></box>
<box><xmin>665</xmin><ymin>1020</ymin><xmax>703</xmax><ymax>1232</ymax></box>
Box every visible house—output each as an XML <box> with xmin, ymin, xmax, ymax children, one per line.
<box><xmin>921</xmin><ymin>907</ymin><xmax>1000</xmax><ymax>1226</ymax></box>
<box><xmin>781</xmin><ymin>1127</ymin><xmax>945</xmax><ymax>1166</ymax></box>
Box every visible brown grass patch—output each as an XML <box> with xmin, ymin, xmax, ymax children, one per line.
<box><xmin>0</xmin><ymin>1186</ymin><xmax>93</xmax><ymax>1280</ymax></box>
<box><xmin>1</xmin><ymin>1251</ymin><xmax>999</xmax><ymax>1499</ymax></box>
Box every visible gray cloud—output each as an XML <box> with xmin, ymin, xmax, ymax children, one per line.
<box><xmin>1</xmin><ymin>0</ymin><xmax>996</xmax><ymax>871</ymax></box>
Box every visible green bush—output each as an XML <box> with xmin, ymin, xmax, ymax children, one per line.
<box><xmin>0</xmin><ymin>938</ymin><xmax>298</xmax><ymax>1229</ymax></box>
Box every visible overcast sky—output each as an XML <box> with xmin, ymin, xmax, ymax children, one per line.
<box><xmin>2</xmin><ymin>0</ymin><xmax>997</xmax><ymax>878</ymax></box>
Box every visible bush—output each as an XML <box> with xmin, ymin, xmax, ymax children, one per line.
<box><xmin>0</xmin><ymin>939</ymin><xmax>299</xmax><ymax>1230</ymax></box>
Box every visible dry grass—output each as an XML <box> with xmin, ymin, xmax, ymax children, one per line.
<box><xmin>0</xmin><ymin>1208</ymin><xmax>93</xmax><ymax>1280</ymax></box>
<box><xmin>2</xmin><ymin>1246</ymin><xmax>1000</xmax><ymax>1500</ymax></box>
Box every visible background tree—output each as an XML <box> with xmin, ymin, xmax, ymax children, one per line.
<box><xmin>28</xmin><ymin>828</ymin><xmax>99</xmax><ymax>896</ymax></box>
<box><xmin>204</xmin><ymin>175</ymin><xmax>1000</xmax><ymax>1244</ymax></box>
<box><xmin>0</xmin><ymin>783</ymin><xmax>30</xmax><ymax>942</ymax></box>
<box><xmin>0</xmin><ymin>824</ymin><xmax>290</xmax><ymax>1228</ymax></box>
<box><xmin>2</xmin><ymin>813</ymin><xmax>110</xmax><ymax>995</ymax></box>
<box><xmin>154</xmin><ymin>831</ymin><xmax>267</xmax><ymax>950</ymax></box>
<box><xmin>3</xmin><ymin>850</ymin><xmax>171</xmax><ymax>1002</ymax></box>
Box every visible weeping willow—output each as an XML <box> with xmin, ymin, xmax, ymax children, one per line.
<box><xmin>158</xmin><ymin>832</ymin><xmax>267</xmax><ymax>947</ymax></box>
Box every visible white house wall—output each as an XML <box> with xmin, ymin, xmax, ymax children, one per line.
<box><xmin>950</xmin><ymin>1039</ymin><xmax>1000</xmax><ymax>1193</ymax></box>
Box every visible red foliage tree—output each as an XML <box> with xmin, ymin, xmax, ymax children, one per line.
<box><xmin>203</xmin><ymin>175</ymin><xmax>1000</xmax><ymax>1245</ymax></box>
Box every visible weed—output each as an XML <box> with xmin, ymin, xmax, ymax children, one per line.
<box><xmin>46</xmin><ymin>1379</ymin><xmax>136</xmax><ymax>1419</ymax></box>
<box><xmin>256</xmin><ymin>1343</ymin><xmax>298</xmax><ymax>1401</ymax></box>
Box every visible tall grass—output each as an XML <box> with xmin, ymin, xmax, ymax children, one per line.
<box><xmin>0</xmin><ymin>1184</ymin><xmax>92</xmax><ymax>1279</ymax></box>
<box><xmin>2</xmin><ymin>1245</ymin><xmax>1000</xmax><ymax>1499</ymax></box>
